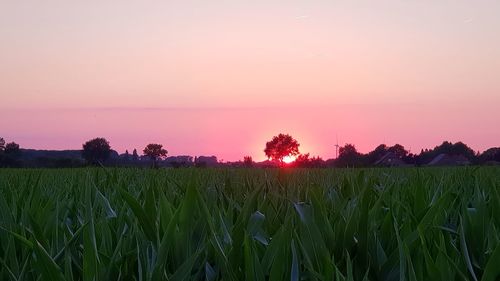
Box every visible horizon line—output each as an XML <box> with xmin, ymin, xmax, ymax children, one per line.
<box><xmin>13</xmin><ymin>139</ymin><xmax>498</xmax><ymax>159</ymax></box>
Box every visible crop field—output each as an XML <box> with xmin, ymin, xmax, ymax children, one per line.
<box><xmin>0</xmin><ymin>167</ymin><xmax>499</xmax><ymax>281</ymax></box>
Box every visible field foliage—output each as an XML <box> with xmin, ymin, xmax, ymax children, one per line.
<box><xmin>0</xmin><ymin>167</ymin><xmax>499</xmax><ymax>280</ymax></box>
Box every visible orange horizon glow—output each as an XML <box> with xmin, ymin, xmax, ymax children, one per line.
<box><xmin>1</xmin><ymin>104</ymin><xmax>499</xmax><ymax>161</ymax></box>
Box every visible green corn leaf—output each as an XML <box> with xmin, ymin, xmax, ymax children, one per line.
<box><xmin>119</xmin><ymin>188</ymin><xmax>157</xmax><ymax>242</ymax></box>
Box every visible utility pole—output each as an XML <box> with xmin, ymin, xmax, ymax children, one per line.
<box><xmin>335</xmin><ymin>135</ymin><xmax>340</xmax><ymax>159</ymax></box>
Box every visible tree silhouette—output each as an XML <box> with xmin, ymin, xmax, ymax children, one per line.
<box><xmin>478</xmin><ymin>147</ymin><xmax>500</xmax><ymax>163</ymax></box>
<box><xmin>293</xmin><ymin>153</ymin><xmax>325</xmax><ymax>168</ymax></box>
<box><xmin>0</xmin><ymin>140</ymin><xmax>21</xmax><ymax>167</ymax></box>
<box><xmin>337</xmin><ymin>143</ymin><xmax>364</xmax><ymax>167</ymax></box>
<box><xmin>367</xmin><ymin>144</ymin><xmax>388</xmax><ymax>163</ymax></box>
<box><xmin>388</xmin><ymin>144</ymin><xmax>408</xmax><ymax>158</ymax></box>
<box><xmin>264</xmin><ymin>133</ymin><xmax>300</xmax><ymax>165</ymax></box>
<box><xmin>415</xmin><ymin>141</ymin><xmax>477</xmax><ymax>165</ymax></box>
<box><xmin>4</xmin><ymin>142</ymin><xmax>20</xmax><ymax>155</ymax></box>
<box><xmin>0</xmin><ymin>138</ymin><xmax>5</xmax><ymax>152</ymax></box>
<box><xmin>132</xmin><ymin>149</ymin><xmax>139</xmax><ymax>161</ymax></box>
<box><xmin>143</xmin><ymin>143</ymin><xmax>168</xmax><ymax>168</ymax></box>
<box><xmin>124</xmin><ymin>150</ymin><xmax>130</xmax><ymax>161</ymax></box>
<box><xmin>294</xmin><ymin>153</ymin><xmax>310</xmax><ymax>166</ymax></box>
<box><xmin>243</xmin><ymin>156</ymin><xmax>253</xmax><ymax>167</ymax></box>
<box><xmin>448</xmin><ymin>141</ymin><xmax>475</xmax><ymax>159</ymax></box>
<box><xmin>82</xmin><ymin>138</ymin><xmax>111</xmax><ymax>165</ymax></box>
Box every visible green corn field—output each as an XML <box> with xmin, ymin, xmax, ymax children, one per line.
<box><xmin>0</xmin><ymin>167</ymin><xmax>499</xmax><ymax>281</ymax></box>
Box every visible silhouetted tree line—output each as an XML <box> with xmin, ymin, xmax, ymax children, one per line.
<box><xmin>80</xmin><ymin>138</ymin><xmax>215</xmax><ymax>168</ymax></box>
<box><xmin>1</xmin><ymin>135</ymin><xmax>499</xmax><ymax>168</ymax></box>
<box><xmin>262</xmin><ymin>134</ymin><xmax>499</xmax><ymax>168</ymax></box>
<box><xmin>331</xmin><ymin>141</ymin><xmax>499</xmax><ymax>168</ymax></box>
<box><xmin>0</xmin><ymin>138</ymin><xmax>22</xmax><ymax>167</ymax></box>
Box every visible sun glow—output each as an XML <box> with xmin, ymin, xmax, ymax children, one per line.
<box><xmin>283</xmin><ymin>155</ymin><xmax>296</xmax><ymax>164</ymax></box>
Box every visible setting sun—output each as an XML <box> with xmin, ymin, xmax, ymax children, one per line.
<box><xmin>283</xmin><ymin>155</ymin><xmax>296</xmax><ymax>164</ymax></box>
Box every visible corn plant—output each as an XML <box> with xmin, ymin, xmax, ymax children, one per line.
<box><xmin>0</xmin><ymin>167</ymin><xmax>499</xmax><ymax>280</ymax></box>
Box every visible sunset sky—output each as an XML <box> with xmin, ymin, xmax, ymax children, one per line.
<box><xmin>1</xmin><ymin>1</ymin><xmax>499</xmax><ymax>160</ymax></box>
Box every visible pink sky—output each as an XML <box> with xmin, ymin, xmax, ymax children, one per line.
<box><xmin>1</xmin><ymin>1</ymin><xmax>499</xmax><ymax>160</ymax></box>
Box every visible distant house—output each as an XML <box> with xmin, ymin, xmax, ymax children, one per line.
<box><xmin>165</xmin><ymin>155</ymin><xmax>193</xmax><ymax>163</ymax></box>
<box><xmin>427</xmin><ymin>153</ymin><xmax>471</xmax><ymax>166</ymax></box>
<box><xmin>194</xmin><ymin>156</ymin><xmax>218</xmax><ymax>167</ymax></box>
<box><xmin>374</xmin><ymin>152</ymin><xmax>408</xmax><ymax>167</ymax></box>
<box><xmin>255</xmin><ymin>160</ymin><xmax>279</xmax><ymax>168</ymax></box>
<box><xmin>164</xmin><ymin>155</ymin><xmax>194</xmax><ymax>167</ymax></box>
